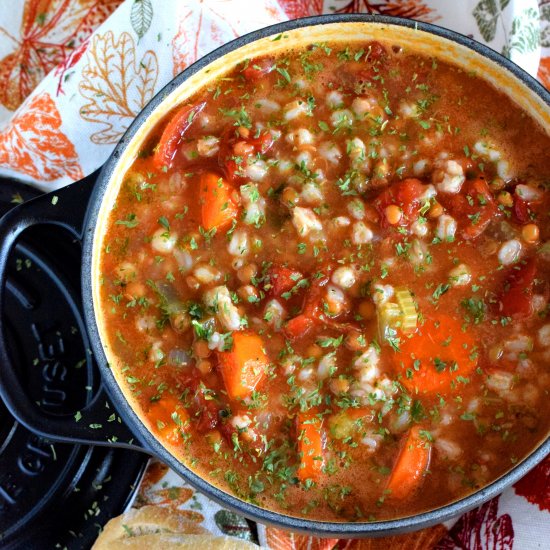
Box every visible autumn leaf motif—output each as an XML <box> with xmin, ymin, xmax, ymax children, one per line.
<box><xmin>329</xmin><ymin>0</ymin><xmax>437</xmax><ymax>21</ymax></box>
<box><xmin>79</xmin><ymin>30</ymin><xmax>158</xmax><ymax>144</ymax></box>
<box><xmin>277</xmin><ymin>0</ymin><xmax>323</xmax><ymax>18</ymax></box>
<box><xmin>171</xmin><ymin>0</ymin><xmax>285</xmax><ymax>77</ymax></box>
<box><xmin>214</xmin><ymin>510</ymin><xmax>253</xmax><ymax>541</ymax></box>
<box><xmin>130</xmin><ymin>0</ymin><xmax>153</xmax><ymax>40</ymax></box>
<box><xmin>171</xmin><ymin>2</ymin><xmax>239</xmax><ymax>77</ymax></box>
<box><xmin>136</xmin><ymin>479</ymin><xmax>204</xmax><ymax>522</ymax></box>
<box><xmin>473</xmin><ymin>0</ymin><xmax>511</xmax><ymax>43</ymax></box>
<box><xmin>265</xmin><ymin>527</ymin><xmax>339</xmax><ymax>550</ymax></box>
<box><xmin>0</xmin><ymin>0</ymin><xmax>122</xmax><ymax>110</ymax></box>
<box><xmin>265</xmin><ymin>523</ymin><xmax>447</xmax><ymax>550</ymax></box>
<box><xmin>541</xmin><ymin>2</ymin><xmax>550</xmax><ymax>48</ymax></box>
<box><xmin>435</xmin><ymin>496</ymin><xmax>514</xmax><ymax>550</ymax></box>
<box><xmin>501</xmin><ymin>7</ymin><xmax>540</xmax><ymax>58</ymax></box>
<box><xmin>514</xmin><ymin>455</ymin><xmax>550</xmax><ymax>512</ymax></box>
<box><xmin>0</xmin><ymin>91</ymin><xmax>82</xmax><ymax>181</ymax></box>
<box><xmin>136</xmin><ymin>460</ymin><xmax>170</xmax><ymax>503</ymax></box>
<box><xmin>331</xmin><ymin>524</ymin><xmax>447</xmax><ymax>549</ymax></box>
<box><xmin>537</xmin><ymin>56</ymin><xmax>550</xmax><ymax>88</ymax></box>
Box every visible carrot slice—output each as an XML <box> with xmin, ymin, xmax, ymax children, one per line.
<box><xmin>200</xmin><ymin>172</ymin><xmax>239</xmax><ymax>231</ymax></box>
<box><xmin>153</xmin><ymin>102</ymin><xmax>205</xmax><ymax>168</ymax></box>
<box><xmin>218</xmin><ymin>331</ymin><xmax>268</xmax><ymax>400</ymax></box>
<box><xmin>386</xmin><ymin>426</ymin><xmax>431</xmax><ymax>499</ymax></box>
<box><xmin>296</xmin><ymin>412</ymin><xmax>324</xmax><ymax>482</ymax></box>
<box><xmin>148</xmin><ymin>394</ymin><xmax>188</xmax><ymax>446</ymax></box>
<box><xmin>393</xmin><ymin>314</ymin><xmax>478</xmax><ymax>395</ymax></box>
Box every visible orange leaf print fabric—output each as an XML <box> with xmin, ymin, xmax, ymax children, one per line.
<box><xmin>537</xmin><ymin>56</ymin><xmax>550</xmax><ymax>89</ymax></box>
<box><xmin>0</xmin><ymin>91</ymin><xmax>82</xmax><ymax>180</ymax></box>
<box><xmin>265</xmin><ymin>527</ymin><xmax>338</xmax><ymax>550</ymax></box>
<box><xmin>79</xmin><ymin>30</ymin><xmax>158</xmax><ymax>143</ymax></box>
<box><xmin>171</xmin><ymin>4</ymin><xmax>236</xmax><ymax>76</ymax></box>
<box><xmin>334</xmin><ymin>525</ymin><xmax>448</xmax><ymax>549</ymax></box>
<box><xmin>0</xmin><ymin>0</ymin><xmax>122</xmax><ymax>111</ymax></box>
<box><xmin>264</xmin><ymin>524</ymin><xmax>447</xmax><ymax>550</ymax></box>
<box><xmin>171</xmin><ymin>0</ymin><xmax>285</xmax><ymax>76</ymax></box>
<box><xmin>277</xmin><ymin>0</ymin><xmax>324</xmax><ymax>18</ymax></box>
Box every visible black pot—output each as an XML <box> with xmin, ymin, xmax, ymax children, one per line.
<box><xmin>0</xmin><ymin>14</ymin><xmax>548</xmax><ymax>538</ymax></box>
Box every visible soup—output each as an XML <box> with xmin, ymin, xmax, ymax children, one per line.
<box><xmin>98</xmin><ymin>39</ymin><xmax>550</xmax><ymax>521</ymax></box>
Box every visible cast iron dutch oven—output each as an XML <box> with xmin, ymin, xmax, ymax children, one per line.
<box><xmin>0</xmin><ymin>14</ymin><xmax>549</xmax><ymax>538</ymax></box>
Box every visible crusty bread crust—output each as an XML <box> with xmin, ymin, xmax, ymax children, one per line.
<box><xmin>92</xmin><ymin>505</ymin><xmax>259</xmax><ymax>550</ymax></box>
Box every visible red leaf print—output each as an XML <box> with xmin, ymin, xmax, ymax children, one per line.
<box><xmin>0</xmin><ymin>0</ymin><xmax>122</xmax><ymax>110</ymax></box>
<box><xmin>331</xmin><ymin>0</ymin><xmax>437</xmax><ymax>21</ymax></box>
<box><xmin>277</xmin><ymin>0</ymin><xmax>323</xmax><ymax>18</ymax></box>
<box><xmin>0</xmin><ymin>92</ymin><xmax>83</xmax><ymax>181</ymax></box>
<box><xmin>171</xmin><ymin>3</ymin><xmax>239</xmax><ymax>77</ymax></box>
<box><xmin>332</xmin><ymin>524</ymin><xmax>447</xmax><ymax>548</ymax></box>
<box><xmin>265</xmin><ymin>527</ymin><xmax>338</xmax><ymax>550</ymax></box>
<box><xmin>537</xmin><ymin>56</ymin><xmax>550</xmax><ymax>90</ymax></box>
<box><xmin>514</xmin><ymin>455</ymin><xmax>550</xmax><ymax>512</ymax></box>
<box><xmin>54</xmin><ymin>39</ymin><xmax>89</xmax><ymax>96</ymax></box>
<box><xmin>435</xmin><ymin>497</ymin><xmax>514</xmax><ymax>550</ymax></box>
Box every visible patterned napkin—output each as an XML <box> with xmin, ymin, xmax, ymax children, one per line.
<box><xmin>0</xmin><ymin>1</ymin><xmax>548</xmax><ymax>548</ymax></box>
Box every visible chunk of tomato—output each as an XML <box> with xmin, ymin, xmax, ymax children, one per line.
<box><xmin>218</xmin><ymin>129</ymin><xmax>274</xmax><ymax>182</ymax></box>
<box><xmin>373</xmin><ymin>178</ymin><xmax>425</xmax><ymax>228</ymax></box>
<box><xmin>241</xmin><ymin>57</ymin><xmax>275</xmax><ymax>81</ymax></box>
<box><xmin>513</xmin><ymin>196</ymin><xmax>533</xmax><ymax>225</ymax></box>
<box><xmin>497</xmin><ymin>257</ymin><xmax>537</xmax><ymax>319</ymax></box>
<box><xmin>440</xmin><ymin>177</ymin><xmax>498</xmax><ymax>240</ymax></box>
<box><xmin>153</xmin><ymin>102</ymin><xmax>205</xmax><ymax>169</ymax></box>
<box><xmin>266</xmin><ymin>265</ymin><xmax>302</xmax><ymax>297</ymax></box>
<box><xmin>178</xmin><ymin>370</ymin><xmax>220</xmax><ymax>431</ymax></box>
<box><xmin>283</xmin><ymin>269</ymin><xmax>331</xmax><ymax>341</ymax></box>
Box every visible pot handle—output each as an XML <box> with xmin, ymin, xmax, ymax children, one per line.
<box><xmin>0</xmin><ymin>174</ymin><xmax>147</xmax><ymax>453</ymax></box>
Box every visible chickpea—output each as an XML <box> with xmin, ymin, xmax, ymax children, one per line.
<box><xmin>306</xmin><ymin>344</ymin><xmax>323</xmax><ymax>359</ymax></box>
<box><xmin>115</xmin><ymin>262</ymin><xmax>137</xmax><ymax>282</ymax></box>
<box><xmin>428</xmin><ymin>201</ymin><xmax>443</xmax><ymax>219</ymax></box>
<box><xmin>522</xmin><ymin>223</ymin><xmax>539</xmax><ymax>243</ymax></box>
<box><xmin>237</xmin><ymin>263</ymin><xmax>258</xmax><ymax>284</ymax></box>
<box><xmin>490</xmin><ymin>177</ymin><xmax>506</xmax><ymax>191</ymax></box>
<box><xmin>358</xmin><ymin>299</ymin><xmax>376</xmax><ymax>320</ymax></box>
<box><xmin>193</xmin><ymin>340</ymin><xmax>210</xmax><ymax>359</ymax></box>
<box><xmin>237</xmin><ymin>126</ymin><xmax>250</xmax><ymax>138</ymax></box>
<box><xmin>238</xmin><ymin>284</ymin><xmax>259</xmax><ymax>301</ymax></box>
<box><xmin>170</xmin><ymin>312</ymin><xmax>190</xmax><ymax>333</ymax></box>
<box><xmin>497</xmin><ymin>191</ymin><xmax>514</xmax><ymax>207</ymax></box>
<box><xmin>197</xmin><ymin>359</ymin><xmax>213</xmax><ymax>375</ymax></box>
<box><xmin>384</xmin><ymin>204</ymin><xmax>402</xmax><ymax>225</ymax></box>
<box><xmin>206</xmin><ymin>430</ymin><xmax>222</xmax><ymax>447</ymax></box>
<box><xmin>282</xmin><ymin>186</ymin><xmax>299</xmax><ymax>206</ymax></box>
<box><xmin>124</xmin><ymin>281</ymin><xmax>145</xmax><ymax>300</ymax></box>
<box><xmin>185</xmin><ymin>275</ymin><xmax>200</xmax><ymax>291</ymax></box>
<box><xmin>329</xmin><ymin>377</ymin><xmax>350</xmax><ymax>395</ymax></box>
<box><xmin>345</xmin><ymin>330</ymin><xmax>368</xmax><ymax>351</ymax></box>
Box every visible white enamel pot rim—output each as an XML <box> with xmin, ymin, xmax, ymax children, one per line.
<box><xmin>80</xmin><ymin>14</ymin><xmax>550</xmax><ymax>537</ymax></box>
